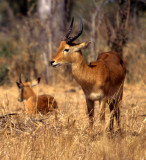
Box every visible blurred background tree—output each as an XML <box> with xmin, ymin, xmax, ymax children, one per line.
<box><xmin>0</xmin><ymin>0</ymin><xmax>145</xmax><ymax>85</ymax></box>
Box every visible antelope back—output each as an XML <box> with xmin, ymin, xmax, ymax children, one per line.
<box><xmin>97</xmin><ymin>52</ymin><xmax>126</xmax><ymax>84</ymax></box>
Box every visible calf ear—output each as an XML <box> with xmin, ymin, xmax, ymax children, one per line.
<box><xmin>37</xmin><ymin>77</ymin><xmax>41</xmax><ymax>84</ymax></box>
<box><xmin>31</xmin><ymin>77</ymin><xmax>41</xmax><ymax>87</ymax></box>
<box><xmin>73</xmin><ymin>41</ymin><xmax>91</xmax><ymax>52</ymax></box>
<box><xmin>16</xmin><ymin>82</ymin><xmax>20</xmax><ymax>88</ymax></box>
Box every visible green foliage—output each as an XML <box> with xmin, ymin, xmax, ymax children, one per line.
<box><xmin>0</xmin><ymin>64</ymin><xmax>9</xmax><ymax>85</ymax></box>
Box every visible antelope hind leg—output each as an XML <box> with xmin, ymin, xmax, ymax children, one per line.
<box><xmin>86</xmin><ymin>98</ymin><xmax>95</xmax><ymax>135</ymax></box>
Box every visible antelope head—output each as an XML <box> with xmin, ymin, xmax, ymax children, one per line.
<box><xmin>16</xmin><ymin>74</ymin><xmax>40</xmax><ymax>102</ymax></box>
<box><xmin>50</xmin><ymin>17</ymin><xmax>90</xmax><ymax>67</ymax></box>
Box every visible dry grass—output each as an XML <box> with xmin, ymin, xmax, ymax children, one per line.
<box><xmin>0</xmin><ymin>82</ymin><xmax>145</xmax><ymax>160</ymax></box>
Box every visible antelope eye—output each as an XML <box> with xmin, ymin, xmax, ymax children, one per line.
<box><xmin>64</xmin><ymin>49</ymin><xmax>69</xmax><ymax>52</ymax></box>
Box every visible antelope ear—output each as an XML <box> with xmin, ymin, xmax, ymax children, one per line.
<box><xmin>73</xmin><ymin>42</ymin><xmax>91</xmax><ymax>52</ymax></box>
<box><xmin>37</xmin><ymin>77</ymin><xmax>41</xmax><ymax>84</ymax></box>
<box><xmin>16</xmin><ymin>82</ymin><xmax>20</xmax><ymax>88</ymax></box>
<box><xmin>16</xmin><ymin>82</ymin><xmax>24</xmax><ymax>88</ymax></box>
<box><xmin>31</xmin><ymin>77</ymin><xmax>41</xmax><ymax>87</ymax></box>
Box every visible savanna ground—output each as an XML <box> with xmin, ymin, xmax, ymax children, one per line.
<box><xmin>0</xmin><ymin>79</ymin><xmax>145</xmax><ymax>160</ymax></box>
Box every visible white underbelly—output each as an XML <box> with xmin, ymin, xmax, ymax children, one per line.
<box><xmin>88</xmin><ymin>91</ymin><xmax>104</xmax><ymax>101</ymax></box>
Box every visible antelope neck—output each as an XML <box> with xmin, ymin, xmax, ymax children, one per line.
<box><xmin>71</xmin><ymin>52</ymin><xmax>94</xmax><ymax>87</ymax></box>
<box><xmin>25</xmin><ymin>88</ymin><xmax>36</xmax><ymax>100</ymax></box>
<box><xmin>72</xmin><ymin>52</ymin><xmax>85</xmax><ymax>68</ymax></box>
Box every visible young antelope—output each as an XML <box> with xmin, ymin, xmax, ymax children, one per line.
<box><xmin>16</xmin><ymin>75</ymin><xmax>58</xmax><ymax>119</ymax></box>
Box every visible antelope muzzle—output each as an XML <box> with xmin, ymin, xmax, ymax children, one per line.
<box><xmin>50</xmin><ymin>60</ymin><xmax>60</xmax><ymax>67</ymax></box>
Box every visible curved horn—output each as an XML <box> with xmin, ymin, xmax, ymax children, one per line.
<box><xmin>64</xmin><ymin>17</ymin><xmax>74</xmax><ymax>41</ymax></box>
<box><xmin>67</xmin><ymin>18</ymin><xmax>83</xmax><ymax>43</ymax></box>
<box><xmin>19</xmin><ymin>74</ymin><xmax>22</xmax><ymax>83</ymax></box>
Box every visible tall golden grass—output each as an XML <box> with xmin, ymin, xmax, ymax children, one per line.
<box><xmin>0</xmin><ymin>82</ymin><xmax>145</xmax><ymax>160</ymax></box>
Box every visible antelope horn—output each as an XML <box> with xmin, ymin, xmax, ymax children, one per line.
<box><xmin>67</xmin><ymin>18</ymin><xmax>83</xmax><ymax>43</ymax></box>
<box><xmin>19</xmin><ymin>74</ymin><xmax>22</xmax><ymax>83</ymax></box>
<box><xmin>64</xmin><ymin>17</ymin><xmax>74</xmax><ymax>41</ymax></box>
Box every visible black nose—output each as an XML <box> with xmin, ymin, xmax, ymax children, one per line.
<box><xmin>50</xmin><ymin>60</ymin><xmax>55</xmax><ymax>65</ymax></box>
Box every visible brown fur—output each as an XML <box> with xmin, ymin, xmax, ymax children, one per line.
<box><xmin>16</xmin><ymin>79</ymin><xmax>58</xmax><ymax>118</ymax></box>
<box><xmin>51</xmin><ymin>41</ymin><xmax>126</xmax><ymax>132</ymax></box>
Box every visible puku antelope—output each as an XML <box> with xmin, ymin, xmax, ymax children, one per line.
<box><xmin>50</xmin><ymin>18</ymin><xmax>126</xmax><ymax>132</ymax></box>
<box><xmin>16</xmin><ymin>75</ymin><xmax>58</xmax><ymax>119</ymax></box>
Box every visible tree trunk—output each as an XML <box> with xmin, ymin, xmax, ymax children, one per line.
<box><xmin>38</xmin><ymin>0</ymin><xmax>66</xmax><ymax>83</ymax></box>
<box><xmin>89</xmin><ymin>0</ymin><xmax>106</xmax><ymax>62</ymax></box>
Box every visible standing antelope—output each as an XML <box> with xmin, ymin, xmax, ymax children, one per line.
<box><xmin>50</xmin><ymin>18</ymin><xmax>126</xmax><ymax>132</ymax></box>
<box><xmin>16</xmin><ymin>75</ymin><xmax>58</xmax><ymax>119</ymax></box>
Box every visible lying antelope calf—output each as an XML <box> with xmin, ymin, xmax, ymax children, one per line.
<box><xmin>16</xmin><ymin>75</ymin><xmax>58</xmax><ymax>119</ymax></box>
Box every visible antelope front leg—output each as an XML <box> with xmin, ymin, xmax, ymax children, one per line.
<box><xmin>99</xmin><ymin>97</ymin><xmax>107</xmax><ymax>122</ymax></box>
<box><xmin>86</xmin><ymin>98</ymin><xmax>95</xmax><ymax>134</ymax></box>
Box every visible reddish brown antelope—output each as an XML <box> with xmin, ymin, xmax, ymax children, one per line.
<box><xmin>50</xmin><ymin>18</ymin><xmax>126</xmax><ymax>132</ymax></box>
<box><xmin>16</xmin><ymin>75</ymin><xmax>58</xmax><ymax>119</ymax></box>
